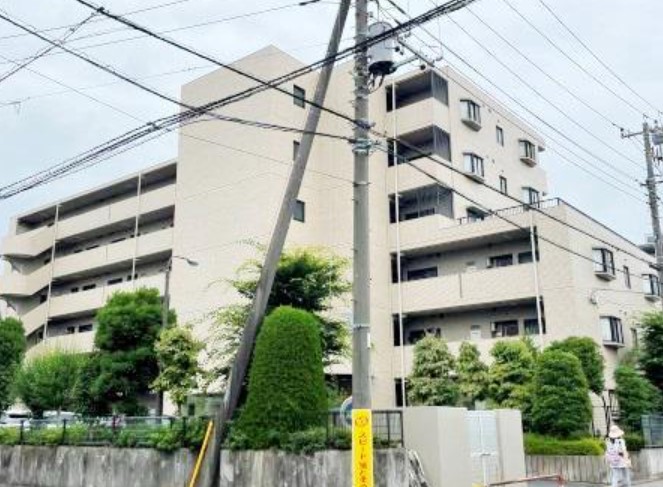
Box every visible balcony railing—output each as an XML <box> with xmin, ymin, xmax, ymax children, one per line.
<box><xmin>456</xmin><ymin>198</ymin><xmax>562</xmax><ymax>226</ymax></box>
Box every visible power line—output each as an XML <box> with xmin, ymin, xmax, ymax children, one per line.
<box><xmin>1</xmin><ymin>0</ymin><xmax>478</xmax><ymax>197</ymax></box>
<box><xmin>499</xmin><ymin>0</ymin><xmax>650</xmax><ymax>117</ymax></box>
<box><xmin>535</xmin><ymin>0</ymin><xmax>662</xmax><ymax>117</ymax></box>
<box><xmin>0</xmin><ymin>12</ymin><xmax>95</xmax><ymax>85</ymax></box>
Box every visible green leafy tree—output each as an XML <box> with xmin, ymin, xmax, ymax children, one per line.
<box><xmin>152</xmin><ymin>325</ymin><xmax>203</xmax><ymax>413</ymax></box>
<box><xmin>73</xmin><ymin>353</ymin><xmax>110</xmax><ymax>416</ymax></box>
<box><xmin>233</xmin><ymin>307</ymin><xmax>327</xmax><ymax>447</ymax></box>
<box><xmin>407</xmin><ymin>336</ymin><xmax>459</xmax><ymax>406</ymax></box>
<box><xmin>488</xmin><ymin>341</ymin><xmax>536</xmax><ymax>423</ymax></box>
<box><xmin>531</xmin><ymin>350</ymin><xmax>592</xmax><ymax>437</ymax></box>
<box><xmin>0</xmin><ymin>317</ymin><xmax>26</xmax><ymax>411</ymax></box>
<box><xmin>92</xmin><ymin>288</ymin><xmax>170</xmax><ymax>415</ymax></box>
<box><xmin>548</xmin><ymin>337</ymin><xmax>605</xmax><ymax>396</ymax></box>
<box><xmin>14</xmin><ymin>351</ymin><xmax>88</xmax><ymax>417</ymax></box>
<box><xmin>203</xmin><ymin>247</ymin><xmax>351</xmax><ymax>393</ymax></box>
<box><xmin>615</xmin><ymin>364</ymin><xmax>662</xmax><ymax>433</ymax></box>
<box><xmin>457</xmin><ymin>341</ymin><xmax>489</xmax><ymax>408</ymax></box>
<box><xmin>640</xmin><ymin>312</ymin><xmax>663</xmax><ymax>392</ymax></box>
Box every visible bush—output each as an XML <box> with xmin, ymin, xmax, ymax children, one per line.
<box><xmin>233</xmin><ymin>307</ymin><xmax>327</xmax><ymax>448</ymax></box>
<box><xmin>524</xmin><ymin>434</ymin><xmax>604</xmax><ymax>456</ymax></box>
<box><xmin>407</xmin><ymin>336</ymin><xmax>459</xmax><ymax>406</ymax></box>
<box><xmin>531</xmin><ymin>350</ymin><xmax>592</xmax><ymax>437</ymax></box>
<box><xmin>548</xmin><ymin>337</ymin><xmax>605</xmax><ymax>396</ymax></box>
<box><xmin>624</xmin><ymin>433</ymin><xmax>645</xmax><ymax>452</ymax></box>
<box><xmin>615</xmin><ymin>365</ymin><xmax>662</xmax><ymax>433</ymax></box>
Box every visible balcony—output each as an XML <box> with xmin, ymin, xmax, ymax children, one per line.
<box><xmin>0</xmin><ymin>265</ymin><xmax>51</xmax><ymax>298</ymax></box>
<box><xmin>1</xmin><ymin>225</ymin><xmax>55</xmax><ymax>259</ymax></box>
<box><xmin>49</xmin><ymin>274</ymin><xmax>165</xmax><ymax>320</ymax></box>
<box><xmin>386</xmin><ymin>96</ymin><xmax>450</xmax><ymax>137</ymax></box>
<box><xmin>26</xmin><ymin>332</ymin><xmax>95</xmax><ymax>360</ymax></box>
<box><xmin>53</xmin><ymin>228</ymin><xmax>173</xmax><ymax>279</ymax></box>
<box><xmin>392</xmin><ymin>263</ymin><xmax>537</xmax><ymax>314</ymax></box>
<box><xmin>22</xmin><ymin>302</ymin><xmax>49</xmax><ymax>336</ymax></box>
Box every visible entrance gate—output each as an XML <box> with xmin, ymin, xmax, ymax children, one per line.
<box><xmin>468</xmin><ymin>411</ymin><xmax>501</xmax><ymax>486</ymax></box>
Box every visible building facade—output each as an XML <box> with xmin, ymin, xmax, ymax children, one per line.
<box><xmin>1</xmin><ymin>46</ymin><xmax>659</xmax><ymax>427</ymax></box>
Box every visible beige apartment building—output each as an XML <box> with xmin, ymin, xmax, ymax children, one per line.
<box><xmin>1</xmin><ymin>46</ymin><xmax>659</xmax><ymax>427</ymax></box>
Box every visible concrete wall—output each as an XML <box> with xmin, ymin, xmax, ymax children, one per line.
<box><xmin>526</xmin><ymin>448</ymin><xmax>663</xmax><ymax>484</ymax></box>
<box><xmin>0</xmin><ymin>446</ymin><xmax>409</xmax><ymax>487</ymax></box>
<box><xmin>219</xmin><ymin>449</ymin><xmax>409</xmax><ymax>487</ymax></box>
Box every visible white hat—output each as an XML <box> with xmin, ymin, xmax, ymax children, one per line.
<box><xmin>609</xmin><ymin>425</ymin><xmax>625</xmax><ymax>439</ymax></box>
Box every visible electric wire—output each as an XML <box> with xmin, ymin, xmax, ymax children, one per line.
<box><xmin>500</xmin><ymin>0</ymin><xmax>650</xmax><ymax>118</ymax></box>
<box><xmin>535</xmin><ymin>0</ymin><xmax>662</xmax><ymax>117</ymax></box>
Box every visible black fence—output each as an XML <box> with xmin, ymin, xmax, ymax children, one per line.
<box><xmin>325</xmin><ymin>409</ymin><xmax>403</xmax><ymax>448</ymax></box>
<box><xmin>0</xmin><ymin>416</ymin><xmax>208</xmax><ymax>448</ymax></box>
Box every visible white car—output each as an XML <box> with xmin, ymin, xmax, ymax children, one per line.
<box><xmin>0</xmin><ymin>410</ymin><xmax>31</xmax><ymax>428</ymax></box>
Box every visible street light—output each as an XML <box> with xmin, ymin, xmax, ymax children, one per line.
<box><xmin>157</xmin><ymin>254</ymin><xmax>199</xmax><ymax>416</ymax></box>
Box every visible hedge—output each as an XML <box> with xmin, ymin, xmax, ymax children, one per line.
<box><xmin>524</xmin><ymin>434</ymin><xmax>604</xmax><ymax>456</ymax></box>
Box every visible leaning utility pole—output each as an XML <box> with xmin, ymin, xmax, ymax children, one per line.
<box><xmin>623</xmin><ymin>122</ymin><xmax>663</xmax><ymax>301</ymax></box>
<box><xmin>352</xmin><ymin>0</ymin><xmax>372</xmax><ymax>410</ymax></box>
<box><xmin>202</xmin><ymin>2</ymin><xmax>351</xmax><ymax>486</ymax></box>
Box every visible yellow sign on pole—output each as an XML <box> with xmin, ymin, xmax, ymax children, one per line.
<box><xmin>352</xmin><ymin>409</ymin><xmax>374</xmax><ymax>487</ymax></box>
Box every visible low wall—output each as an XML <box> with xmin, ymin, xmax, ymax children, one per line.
<box><xmin>526</xmin><ymin>448</ymin><xmax>663</xmax><ymax>484</ymax></box>
<box><xmin>220</xmin><ymin>449</ymin><xmax>409</xmax><ymax>487</ymax></box>
<box><xmin>0</xmin><ymin>446</ymin><xmax>409</xmax><ymax>487</ymax></box>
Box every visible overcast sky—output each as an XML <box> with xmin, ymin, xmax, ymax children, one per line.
<box><xmin>0</xmin><ymin>0</ymin><xmax>660</xmax><ymax>246</ymax></box>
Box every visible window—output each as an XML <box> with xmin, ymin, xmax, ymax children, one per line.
<box><xmin>79</xmin><ymin>324</ymin><xmax>93</xmax><ymax>333</ymax></box>
<box><xmin>463</xmin><ymin>153</ymin><xmax>485</xmax><ymax>180</ymax></box>
<box><xmin>110</xmin><ymin>237</ymin><xmax>126</xmax><ymax>244</ymax></box>
<box><xmin>518</xmin><ymin>251</ymin><xmax>533</xmax><ymax>264</ymax></box>
<box><xmin>407</xmin><ymin>266</ymin><xmax>438</xmax><ymax>281</ymax></box>
<box><xmin>73</xmin><ymin>248</ymin><xmax>83</xmax><ymax>254</ymax></box>
<box><xmin>643</xmin><ymin>273</ymin><xmax>661</xmax><ymax>298</ymax></box>
<box><xmin>293</xmin><ymin>200</ymin><xmax>305</xmax><ymax>222</ymax></box>
<box><xmin>492</xmin><ymin>320</ymin><xmax>519</xmax><ymax>338</ymax></box>
<box><xmin>601</xmin><ymin>316</ymin><xmax>624</xmax><ymax>346</ymax></box>
<box><xmin>499</xmin><ymin>176</ymin><xmax>508</xmax><ymax>195</ymax></box>
<box><xmin>466</xmin><ymin>208</ymin><xmax>486</xmax><ymax>223</ymax></box>
<box><xmin>496</xmin><ymin>126</ymin><xmax>504</xmax><ymax>146</ymax></box>
<box><xmin>388</xmin><ymin>125</ymin><xmax>451</xmax><ymax>166</ymax></box>
<box><xmin>593</xmin><ymin>248</ymin><xmax>616</xmax><ymax>279</ymax></box>
<box><xmin>519</xmin><ymin>139</ymin><xmax>537</xmax><ymax>164</ymax></box>
<box><xmin>624</xmin><ymin>266</ymin><xmax>632</xmax><ymax>289</ymax></box>
<box><xmin>488</xmin><ymin>254</ymin><xmax>513</xmax><ymax>268</ymax></box>
<box><xmin>390</xmin><ymin>185</ymin><xmax>453</xmax><ymax>223</ymax></box>
<box><xmin>293</xmin><ymin>85</ymin><xmax>306</xmax><ymax>108</ymax></box>
<box><xmin>86</xmin><ymin>244</ymin><xmax>99</xmax><ymax>251</ymax></box>
<box><xmin>70</xmin><ymin>287</ymin><xmax>79</xmax><ymax>294</ymax></box>
<box><xmin>386</xmin><ymin>72</ymin><xmax>449</xmax><ymax>112</ymax></box>
<box><xmin>107</xmin><ymin>277</ymin><xmax>123</xmax><ymax>286</ymax></box>
<box><xmin>522</xmin><ymin>187</ymin><xmax>540</xmax><ymax>205</ymax></box>
<box><xmin>82</xmin><ymin>283</ymin><xmax>97</xmax><ymax>291</ymax></box>
<box><xmin>66</xmin><ymin>326</ymin><xmax>76</xmax><ymax>335</ymax></box>
<box><xmin>470</xmin><ymin>324</ymin><xmax>482</xmax><ymax>341</ymax></box>
<box><xmin>407</xmin><ymin>329</ymin><xmax>427</xmax><ymax>345</ymax></box>
<box><xmin>460</xmin><ymin>99</ymin><xmax>481</xmax><ymax>129</ymax></box>
<box><xmin>127</xmin><ymin>273</ymin><xmax>138</xmax><ymax>281</ymax></box>
<box><xmin>43</xmin><ymin>256</ymin><xmax>51</xmax><ymax>265</ymax></box>
<box><xmin>293</xmin><ymin>140</ymin><xmax>300</xmax><ymax>160</ymax></box>
<box><xmin>524</xmin><ymin>318</ymin><xmax>545</xmax><ymax>336</ymax></box>
<box><xmin>40</xmin><ymin>294</ymin><xmax>48</xmax><ymax>304</ymax></box>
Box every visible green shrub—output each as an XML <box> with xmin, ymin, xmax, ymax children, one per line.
<box><xmin>524</xmin><ymin>434</ymin><xmax>604</xmax><ymax>456</ymax></box>
<box><xmin>0</xmin><ymin>427</ymin><xmax>20</xmax><ymax>445</ymax></box>
<box><xmin>624</xmin><ymin>433</ymin><xmax>645</xmax><ymax>452</ymax></box>
<box><xmin>615</xmin><ymin>365</ymin><xmax>662</xmax><ymax>433</ymax></box>
<box><xmin>531</xmin><ymin>350</ymin><xmax>592</xmax><ymax>437</ymax></box>
<box><xmin>548</xmin><ymin>337</ymin><xmax>605</xmax><ymax>396</ymax></box>
<box><xmin>407</xmin><ymin>336</ymin><xmax>459</xmax><ymax>406</ymax></box>
<box><xmin>233</xmin><ymin>307</ymin><xmax>327</xmax><ymax>448</ymax></box>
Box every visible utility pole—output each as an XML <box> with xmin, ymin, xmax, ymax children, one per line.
<box><xmin>623</xmin><ymin>122</ymin><xmax>663</xmax><ymax>302</ymax></box>
<box><xmin>202</xmin><ymin>3</ymin><xmax>351</xmax><ymax>485</ymax></box>
<box><xmin>352</xmin><ymin>0</ymin><xmax>372</xmax><ymax>410</ymax></box>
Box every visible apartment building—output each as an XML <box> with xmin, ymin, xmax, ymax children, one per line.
<box><xmin>1</xmin><ymin>46</ymin><xmax>658</xmax><ymax>427</ymax></box>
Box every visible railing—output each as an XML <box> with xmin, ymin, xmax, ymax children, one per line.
<box><xmin>642</xmin><ymin>415</ymin><xmax>663</xmax><ymax>447</ymax></box>
<box><xmin>326</xmin><ymin>410</ymin><xmax>404</xmax><ymax>448</ymax></box>
<box><xmin>0</xmin><ymin>416</ymin><xmax>208</xmax><ymax>448</ymax></box>
<box><xmin>457</xmin><ymin>199</ymin><xmax>562</xmax><ymax>226</ymax></box>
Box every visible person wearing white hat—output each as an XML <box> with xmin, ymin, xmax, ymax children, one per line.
<box><xmin>605</xmin><ymin>425</ymin><xmax>631</xmax><ymax>487</ymax></box>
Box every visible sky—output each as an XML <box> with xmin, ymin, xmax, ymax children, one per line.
<box><xmin>0</xmin><ymin>0</ymin><xmax>661</xmax><ymax>245</ymax></box>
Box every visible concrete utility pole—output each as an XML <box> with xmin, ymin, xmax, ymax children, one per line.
<box><xmin>203</xmin><ymin>3</ymin><xmax>351</xmax><ymax>485</ymax></box>
<box><xmin>352</xmin><ymin>0</ymin><xmax>372</xmax><ymax>410</ymax></box>
<box><xmin>623</xmin><ymin>122</ymin><xmax>663</xmax><ymax>302</ymax></box>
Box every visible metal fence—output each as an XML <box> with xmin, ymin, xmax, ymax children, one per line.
<box><xmin>0</xmin><ymin>416</ymin><xmax>208</xmax><ymax>447</ymax></box>
<box><xmin>642</xmin><ymin>415</ymin><xmax>663</xmax><ymax>447</ymax></box>
<box><xmin>326</xmin><ymin>409</ymin><xmax>403</xmax><ymax>448</ymax></box>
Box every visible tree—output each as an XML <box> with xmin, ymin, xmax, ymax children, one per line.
<box><xmin>152</xmin><ymin>325</ymin><xmax>203</xmax><ymax>413</ymax></box>
<box><xmin>0</xmin><ymin>317</ymin><xmax>26</xmax><ymax>411</ymax></box>
<box><xmin>531</xmin><ymin>350</ymin><xmax>592</xmax><ymax>437</ymax></box>
<box><xmin>407</xmin><ymin>336</ymin><xmax>459</xmax><ymax>406</ymax></box>
<box><xmin>202</xmin><ymin>247</ymin><xmax>351</xmax><ymax>393</ymax></box>
<box><xmin>615</xmin><ymin>364</ymin><xmax>662</xmax><ymax>433</ymax></box>
<box><xmin>14</xmin><ymin>351</ymin><xmax>87</xmax><ymax>417</ymax></box>
<box><xmin>457</xmin><ymin>341</ymin><xmax>489</xmax><ymax>408</ymax></box>
<box><xmin>548</xmin><ymin>337</ymin><xmax>605</xmax><ymax>396</ymax></box>
<box><xmin>488</xmin><ymin>340</ymin><xmax>536</xmax><ymax>421</ymax></box>
<box><xmin>92</xmin><ymin>288</ymin><xmax>169</xmax><ymax>415</ymax></box>
<box><xmin>73</xmin><ymin>353</ymin><xmax>110</xmax><ymax>416</ymax></box>
<box><xmin>233</xmin><ymin>307</ymin><xmax>327</xmax><ymax>447</ymax></box>
<box><xmin>640</xmin><ymin>312</ymin><xmax>663</xmax><ymax>392</ymax></box>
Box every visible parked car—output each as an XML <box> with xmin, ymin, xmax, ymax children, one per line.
<box><xmin>0</xmin><ymin>409</ymin><xmax>31</xmax><ymax>428</ymax></box>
